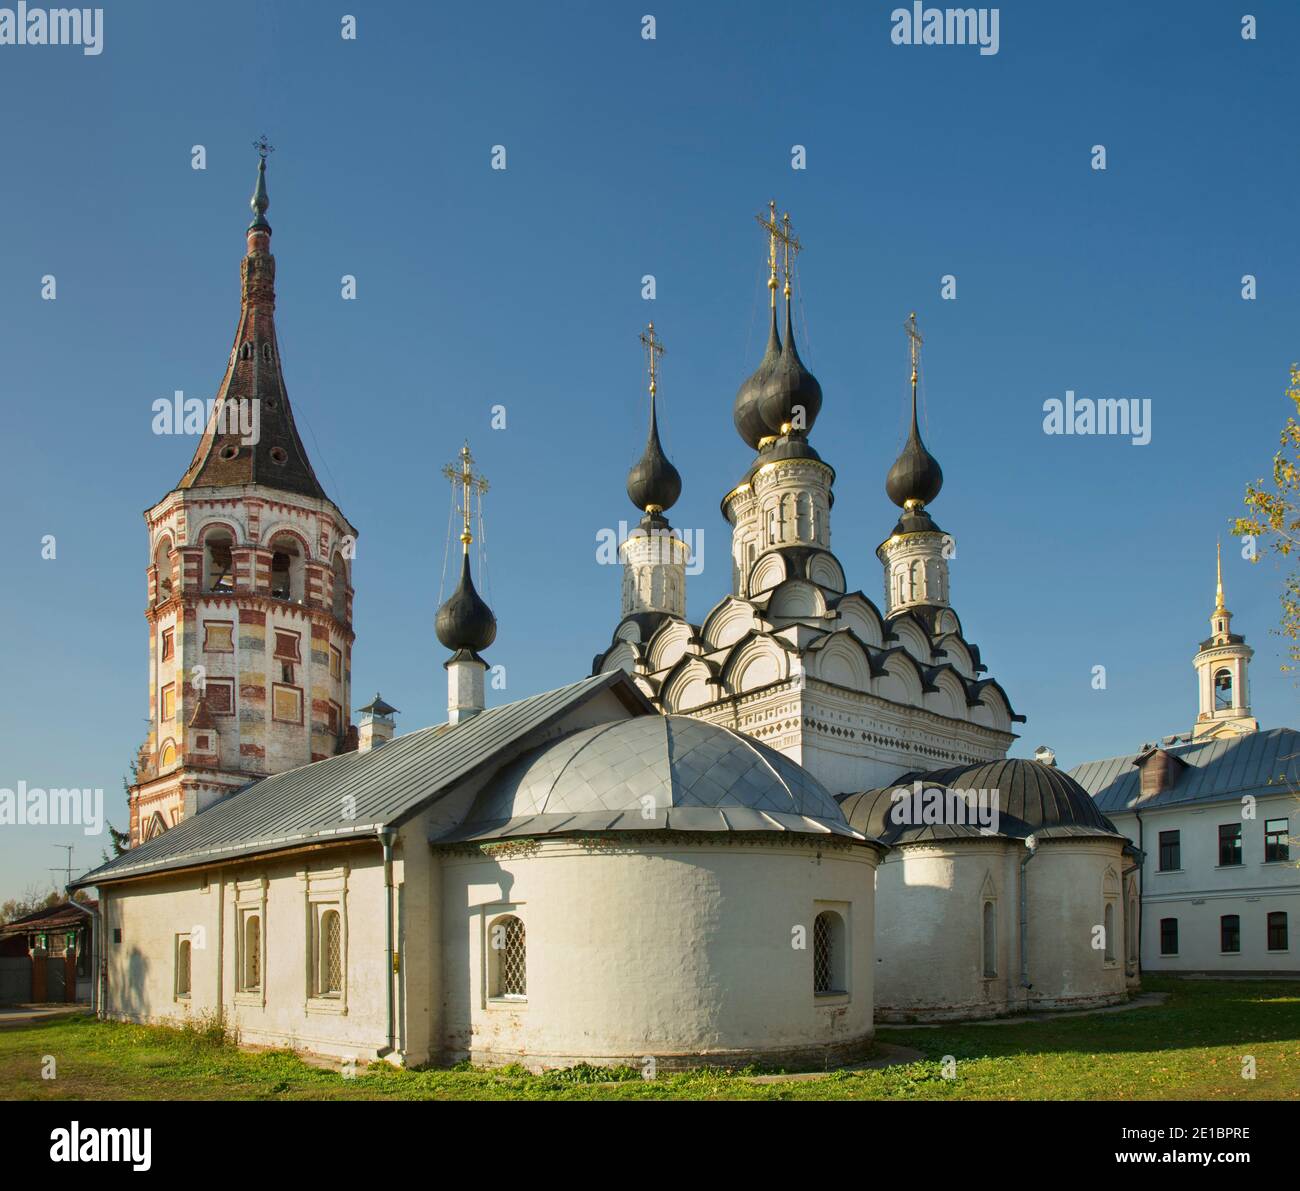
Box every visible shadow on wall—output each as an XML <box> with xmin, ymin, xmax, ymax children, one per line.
<box><xmin>115</xmin><ymin>948</ymin><xmax>151</xmax><ymax>1020</ymax></box>
<box><xmin>445</xmin><ymin>857</ymin><xmax>516</xmax><ymax>1064</ymax></box>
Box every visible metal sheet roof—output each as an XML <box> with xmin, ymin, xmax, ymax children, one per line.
<box><xmin>1069</xmin><ymin>728</ymin><xmax>1300</xmax><ymax>815</ymax></box>
<box><xmin>72</xmin><ymin>672</ymin><xmax>642</xmax><ymax>888</ymax></box>
<box><xmin>437</xmin><ymin>715</ymin><xmax>870</xmax><ymax>843</ymax></box>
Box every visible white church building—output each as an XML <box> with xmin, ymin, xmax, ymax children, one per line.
<box><xmin>76</xmin><ymin>167</ymin><xmax>1148</xmax><ymax>1069</ymax></box>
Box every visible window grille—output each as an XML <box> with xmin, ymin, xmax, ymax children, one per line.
<box><xmin>244</xmin><ymin>915</ymin><xmax>261</xmax><ymax>990</ymax></box>
<box><xmin>322</xmin><ymin>910</ymin><xmax>342</xmax><ymax>995</ymax></box>
<box><xmin>493</xmin><ymin>916</ymin><xmax>526</xmax><ymax>998</ymax></box>
<box><xmin>813</xmin><ymin>912</ymin><xmax>834</xmax><ymax>993</ymax></box>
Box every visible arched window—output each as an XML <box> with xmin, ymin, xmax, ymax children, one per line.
<box><xmin>243</xmin><ymin>914</ymin><xmax>261</xmax><ymax>991</ymax></box>
<box><xmin>795</xmin><ymin>492</ymin><xmax>812</xmax><ymax>540</ymax></box>
<box><xmin>1104</xmin><ymin>902</ymin><xmax>1116</xmax><ymax>962</ymax></box>
<box><xmin>331</xmin><ymin>553</ymin><xmax>349</xmax><ymax>622</ymax></box>
<box><xmin>154</xmin><ymin>537</ymin><xmax>174</xmax><ymax>604</ymax></box>
<box><xmin>1128</xmin><ymin>897</ymin><xmax>1138</xmax><ymax>963</ymax></box>
<box><xmin>1213</xmin><ymin>668</ymin><xmax>1233</xmax><ymax>710</ymax></box>
<box><xmin>982</xmin><ymin>901</ymin><xmax>997</xmax><ymax>977</ymax></box>
<box><xmin>176</xmin><ymin>937</ymin><xmax>191</xmax><ymax>997</ymax></box>
<box><xmin>319</xmin><ymin>909</ymin><xmax>342</xmax><ymax>996</ymax></box>
<box><xmin>488</xmin><ymin>914</ymin><xmax>526</xmax><ymax>999</ymax></box>
<box><xmin>813</xmin><ymin>910</ymin><xmax>846</xmax><ymax>994</ymax></box>
<box><xmin>268</xmin><ymin>532</ymin><xmax>304</xmax><ymax>602</ymax></box>
<box><xmin>204</xmin><ymin>530</ymin><xmax>234</xmax><ymax>593</ymax></box>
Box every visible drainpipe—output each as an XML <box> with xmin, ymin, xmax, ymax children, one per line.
<box><xmin>81</xmin><ymin>891</ymin><xmax>102</xmax><ymax>1017</ymax></box>
<box><xmin>1019</xmin><ymin>834</ymin><xmax>1039</xmax><ymax>990</ymax></box>
<box><xmin>377</xmin><ymin>827</ymin><xmax>397</xmax><ymax>1058</ymax></box>
<box><xmin>1121</xmin><ymin>856</ymin><xmax>1142</xmax><ymax>977</ymax></box>
<box><xmin>1134</xmin><ymin>809</ymin><xmax>1144</xmax><ymax>972</ymax></box>
<box><xmin>96</xmin><ymin>889</ymin><xmax>108</xmax><ymax>1017</ymax></box>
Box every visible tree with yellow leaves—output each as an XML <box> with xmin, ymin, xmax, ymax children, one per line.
<box><xmin>1233</xmin><ymin>365</ymin><xmax>1300</xmax><ymax>672</ymax></box>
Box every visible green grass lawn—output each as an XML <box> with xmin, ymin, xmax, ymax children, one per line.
<box><xmin>1</xmin><ymin>977</ymin><xmax>1296</xmax><ymax>1100</ymax></box>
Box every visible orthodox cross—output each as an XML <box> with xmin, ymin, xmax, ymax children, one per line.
<box><xmin>639</xmin><ymin>321</ymin><xmax>665</xmax><ymax>398</ymax></box>
<box><xmin>754</xmin><ymin>200</ymin><xmax>801</xmax><ymax>306</ymax></box>
<box><xmin>905</xmin><ymin>311</ymin><xmax>923</xmax><ymax>390</ymax></box>
<box><xmin>252</xmin><ymin>135</ymin><xmax>275</xmax><ymax>161</ymax></box>
<box><xmin>441</xmin><ymin>442</ymin><xmax>489</xmax><ymax>551</ymax></box>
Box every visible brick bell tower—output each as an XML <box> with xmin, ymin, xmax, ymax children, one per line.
<box><xmin>129</xmin><ymin>146</ymin><xmax>359</xmax><ymax>845</ymax></box>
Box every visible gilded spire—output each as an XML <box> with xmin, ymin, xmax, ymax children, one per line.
<box><xmin>1215</xmin><ymin>540</ymin><xmax>1226</xmax><ymax>613</ymax></box>
<box><xmin>436</xmin><ymin>442</ymin><xmax>496</xmax><ymax>657</ymax></box>
<box><xmin>628</xmin><ymin>322</ymin><xmax>682</xmax><ymax>515</ymax></box>
<box><xmin>441</xmin><ymin>442</ymin><xmax>488</xmax><ymax>554</ymax></box>
<box><xmin>885</xmin><ymin>312</ymin><xmax>943</xmax><ymax>510</ymax></box>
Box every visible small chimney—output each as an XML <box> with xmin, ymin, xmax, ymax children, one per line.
<box><xmin>356</xmin><ymin>693</ymin><xmax>399</xmax><ymax>752</ymax></box>
<box><xmin>1033</xmin><ymin>745</ymin><xmax>1057</xmax><ymax>768</ymax></box>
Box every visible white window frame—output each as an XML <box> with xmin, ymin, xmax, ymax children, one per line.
<box><xmin>234</xmin><ymin>877</ymin><xmax>267</xmax><ymax>1007</ymax></box>
<box><xmin>174</xmin><ymin>933</ymin><xmax>192</xmax><ymax>1001</ymax></box>
<box><xmin>484</xmin><ymin>906</ymin><xmax>527</xmax><ymax>1008</ymax></box>
<box><xmin>302</xmin><ymin>865</ymin><xmax>349</xmax><ymax>1015</ymax></box>
<box><xmin>812</xmin><ymin>901</ymin><xmax>851</xmax><ymax>1002</ymax></box>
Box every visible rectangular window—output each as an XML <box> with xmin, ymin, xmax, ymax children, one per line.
<box><xmin>1220</xmin><ymin>914</ymin><xmax>1241</xmax><ymax>954</ymax></box>
<box><xmin>327</xmin><ymin>701</ymin><xmax>342</xmax><ymax>736</ymax></box>
<box><xmin>1264</xmin><ymin>819</ymin><xmax>1290</xmax><ymax>863</ymax></box>
<box><xmin>1267</xmin><ymin>911</ymin><xmax>1288</xmax><ymax>952</ymax></box>
<box><xmin>1159</xmin><ymin>917</ymin><xmax>1178</xmax><ymax>956</ymax></box>
<box><xmin>1218</xmin><ymin>823</ymin><xmax>1242</xmax><ymax>867</ymax></box>
<box><xmin>160</xmin><ymin>683</ymin><xmax>176</xmax><ymax>722</ymax></box>
<box><xmin>329</xmin><ymin>645</ymin><xmax>342</xmax><ymax>681</ymax></box>
<box><xmin>205</xmin><ymin>678</ymin><xmax>234</xmax><ymax>716</ymax></box>
<box><xmin>160</xmin><ymin>628</ymin><xmax>174</xmax><ymax>662</ymax></box>
<box><xmin>273</xmin><ymin>630</ymin><xmax>301</xmax><ymax>662</ymax></box>
<box><xmin>1157</xmin><ymin>830</ymin><xmax>1180</xmax><ymax>872</ymax></box>
<box><xmin>203</xmin><ymin>621</ymin><xmax>234</xmax><ymax>653</ymax></box>
<box><xmin>272</xmin><ymin>683</ymin><xmax>303</xmax><ymax>724</ymax></box>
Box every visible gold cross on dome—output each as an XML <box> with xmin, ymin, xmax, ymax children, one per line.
<box><xmin>755</xmin><ymin>200</ymin><xmax>802</xmax><ymax>306</ymax></box>
<box><xmin>441</xmin><ymin>441</ymin><xmax>489</xmax><ymax>552</ymax></box>
<box><xmin>252</xmin><ymin>135</ymin><xmax>275</xmax><ymax>160</ymax></box>
<box><xmin>639</xmin><ymin>321</ymin><xmax>665</xmax><ymax>397</ymax></box>
<box><xmin>905</xmin><ymin>311</ymin><xmax>923</xmax><ymax>385</ymax></box>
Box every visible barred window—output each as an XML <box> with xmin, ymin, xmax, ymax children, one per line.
<box><xmin>982</xmin><ymin>901</ymin><xmax>997</xmax><ymax>977</ymax></box>
<box><xmin>176</xmin><ymin>937</ymin><xmax>191</xmax><ymax>997</ymax></box>
<box><xmin>489</xmin><ymin>915</ymin><xmax>526</xmax><ymax>999</ymax></box>
<box><xmin>813</xmin><ymin>910</ymin><xmax>846</xmax><ymax>995</ymax></box>
<box><xmin>243</xmin><ymin>914</ymin><xmax>261</xmax><ymax>991</ymax></box>
<box><xmin>320</xmin><ymin>910</ymin><xmax>342</xmax><ymax>996</ymax></box>
<box><xmin>1103</xmin><ymin>902</ymin><xmax>1116</xmax><ymax>962</ymax></box>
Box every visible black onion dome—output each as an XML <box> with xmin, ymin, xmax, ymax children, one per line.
<box><xmin>885</xmin><ymin>399</ymin><xmax>943</xmax><ymax>508</ymax></box>
<box><xmin>435</xmin><ymin>553</ymin><xmax>497</xmax><ymax>654</ymax></box>
<box><xmin>626</xmin><ymin>395</ymin><xmax>681</xmax><ymax>513</ymax></box>
<box><xmin>733</xmin><ymin>305</ymin><xmax>782</xmax><ymax>449</ymax></box>
<box><xmin>839</xmin><ymin>758</ymin><xmax>1123</xmax><ymax>846</ymax></box>
<box><xmin>757</xmin><ymin>299</ymin><xmax>822</xmax><ymax>438</ymax></box>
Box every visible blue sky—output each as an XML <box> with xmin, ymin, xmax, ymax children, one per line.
<box><xmin>1</xmin><ymin>0</ymin><xmax>1296</xmax><ymax>897</ymax></box>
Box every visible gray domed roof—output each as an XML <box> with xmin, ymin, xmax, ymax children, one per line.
<box><xmin>441</xmin><ymin>715</ymin><xmax>872</xmax><ymax>842</ymax></box>
<box><xmin>839</xmin><ymin>758</ymin><xmax>1123</xmax><ymax>846</ymax></box>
